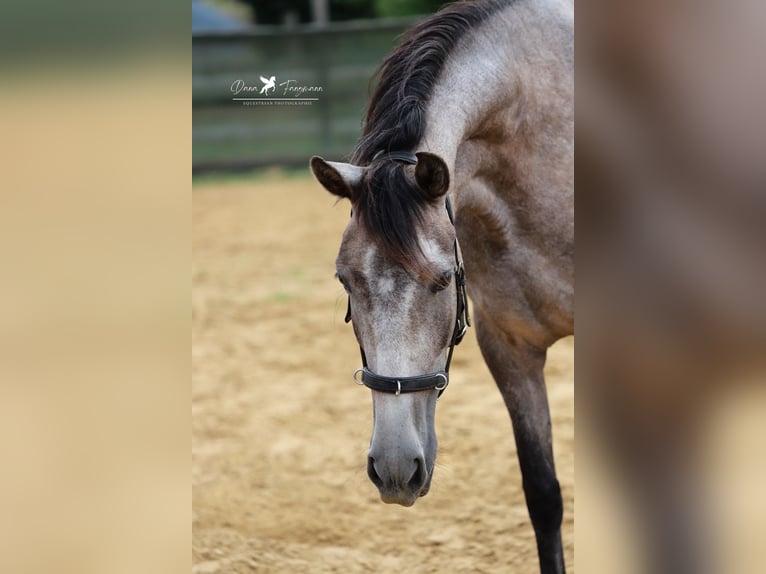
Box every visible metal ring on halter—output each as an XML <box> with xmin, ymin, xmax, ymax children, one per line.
<box><xmin>353</xmin><ymin>368</ymin><xmax>365</xmax><ymax>385</ymax></box>
<box><xmin>395</xmin><ymin>380</ymin><xmax>401</xmax><ymax>396</ymax></box>
<box><xmin>434</xmin><ymin>373</ymin><xmax>449</xmax><ymax>391</ymax></box>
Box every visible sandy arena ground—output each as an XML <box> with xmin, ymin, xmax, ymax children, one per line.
<box><xmin>192</xmin><ymin>174</ymin><xmax>574</xmax><ymax>573</ymax></box>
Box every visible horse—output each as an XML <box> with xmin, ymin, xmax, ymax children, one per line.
<box><xmin>310</xmin><ymin>1</ymin><xmax>573</xmax><ymax>572</ymax></box>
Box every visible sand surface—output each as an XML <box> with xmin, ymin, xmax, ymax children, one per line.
<box><xmin>192</xmin><ymin>175</ymin><xmax>574</xmax><ymax>573</ymax></box>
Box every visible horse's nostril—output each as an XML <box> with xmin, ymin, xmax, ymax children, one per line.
<box><xmin>367</xmin><ymin>456</ymin><xmax>384</xmax><ymax>488</ymax></box>
<box><xmin>408</xmin><ymin>457</ymin><xmax>426</xmax><ymax>490</ymax></box>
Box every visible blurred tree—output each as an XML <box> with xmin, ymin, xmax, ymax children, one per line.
<box><xmin>374</xmin><ymin>0</ymin><xmax>443</xmax><ymax>18</ymax></box>
<box><xmin>233</xmin><ymin>0</ymin><xmax>442</xmax><ymax>25</ymax></box>
<box><xmin>331</xmin><ymin>0</ymin><xmax>376</xmax><ymax>21</ymax></box>
<box><xmin>235</xmin><ymin>0</ymin><xmax>309</xmax><ymax>25</ymax></box>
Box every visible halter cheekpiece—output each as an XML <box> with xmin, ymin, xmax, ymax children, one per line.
<box><xmin>344</xmin><ymin>150</ymin><xmax>471</xmax><ymax>398</ymax></box>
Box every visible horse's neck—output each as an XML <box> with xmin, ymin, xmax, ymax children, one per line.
<box><xmin>421</xmin><ymin>0</ymin><xmax>573</xmax><ymax>203</ymax></box>
<box><xmin>420</xmin><ymin>0</ymin><xmax>573</xmax><ymax>323</ymax></box>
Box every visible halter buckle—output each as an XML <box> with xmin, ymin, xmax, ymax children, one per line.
<box><xmin>455</xmin><ymin>324</ymin><xmax>469</xmax><ymax>346</ymax></box>
<box><xmin>395</xmin><ymin>380</ymin><xmax>401</xmax><ymax>396</ymax></box>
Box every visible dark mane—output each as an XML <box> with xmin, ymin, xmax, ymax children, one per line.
<box><xmin>350</xmin><ymin>0</ymin><xmax>510</xmax><ymax>278</ymax></box>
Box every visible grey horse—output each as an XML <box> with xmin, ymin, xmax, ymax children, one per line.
<box><xmin>311</xmin><ymin>1</ymin><xmax>572</xmax><ymax>572</ymax></box>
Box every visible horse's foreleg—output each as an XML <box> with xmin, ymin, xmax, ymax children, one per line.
<box><xmin>474</xmin><ymin>310</ymin><xmax>566</xmax><ymax>574</ymax></box>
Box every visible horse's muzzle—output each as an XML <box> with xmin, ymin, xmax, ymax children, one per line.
<box><xmin>367</xmin><ymin>453</ymin><xmax>431</xmax><ymax>506</ymax></box>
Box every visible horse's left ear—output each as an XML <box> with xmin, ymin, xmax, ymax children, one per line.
<box><xmin>415</xmin><ymin>152</ymin><xmax>450</xmax><ymax>198</ymax></box>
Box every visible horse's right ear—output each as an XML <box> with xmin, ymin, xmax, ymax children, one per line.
<box><xmin>310</xmin><ymin>156</ymin><xmax>364</xmax><ymax>200</ymax></box>
<box><xmin>415</xmin><ymin>152</ymin><xmax>450</xmax><ymax>198</ymax></box>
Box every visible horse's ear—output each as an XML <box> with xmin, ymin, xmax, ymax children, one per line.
<box><xmin>310</xmin><ymin>156</ymin><xmax>364</xmax><ymax>200</ymax></box>
<box><xmin>415</xmin><ymin>152</ymin><xmax>450</xmax><ymax>198</ymax></box>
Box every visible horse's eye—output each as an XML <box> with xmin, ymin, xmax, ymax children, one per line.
<box><xmin>335</xmin><ymin>273</ymin><xmax>351</xmax><ymax>293</ymax></box>
<box><xmin>431</xmin><ymin>271</ymin><xmax>453</xmax><ymax>293</ymax></box>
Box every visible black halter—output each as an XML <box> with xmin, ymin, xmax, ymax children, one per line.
<box><xmin>372</xmin><ymin>149</ymin><xmax>419</xmax><ymax>164</ymax></box>
<box><xmin>344</xmin><ymin>171</ymin><xmax>471</xmax><ymax>398</ymax></box>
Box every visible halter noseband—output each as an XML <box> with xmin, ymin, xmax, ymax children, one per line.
<box><xmin>345</xmin><ymin>151</ymin><xmax>471</xmax><ymax>398</ymax></box>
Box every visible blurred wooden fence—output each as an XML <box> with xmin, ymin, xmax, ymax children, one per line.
<box><xmin>192</xmin><ymin>18</ymin><xmax>417</xmax><ymax>173</ymax></box>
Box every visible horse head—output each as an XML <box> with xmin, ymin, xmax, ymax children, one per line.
<box><xmin>311</xmin><ymin>152</ymin><xmax>464</xmax><ymax>506</ymax></box>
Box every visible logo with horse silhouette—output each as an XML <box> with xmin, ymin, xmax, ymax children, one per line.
<box><xmin>230</xmin><ymin>75</ymin><xmax>323</xmax><ymax>106</ymax></box>
<box><xmin>259</xmin><ymin>75</ymin><xmax>276</xmax><ymax>95</ymax></box>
